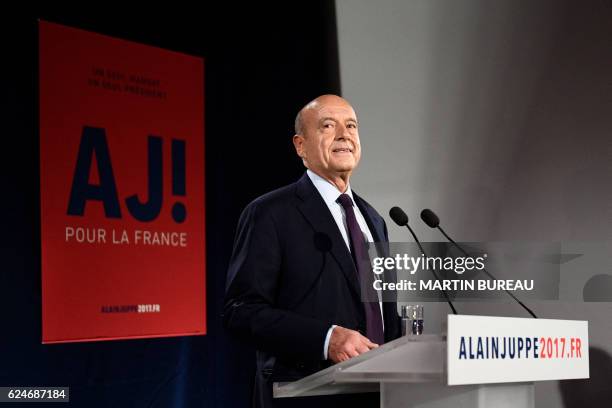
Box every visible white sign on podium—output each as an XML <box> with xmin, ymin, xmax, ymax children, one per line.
<box><xmin>447</xmin><ymin>315</ymin><xmax>589</xmax><ymax>385</ymax></box>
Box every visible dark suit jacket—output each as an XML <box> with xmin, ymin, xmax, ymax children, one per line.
<box><xmin>223</xmin><ymin>173</ymin><xmax>400</xmax><ymax>407</ymax></box>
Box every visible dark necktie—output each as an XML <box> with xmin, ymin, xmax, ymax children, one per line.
<box><xmin>336</xmin><ymin>193</ymin><xmax>385</xmax><ymax>344</ymax></box>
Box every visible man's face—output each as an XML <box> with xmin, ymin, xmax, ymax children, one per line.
<box><xmin>294</xmin><ymin>96</ymin><xmax>361</xmax><ymax>180</ymax></box>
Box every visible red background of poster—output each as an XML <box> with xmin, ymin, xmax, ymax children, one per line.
<box><xmin>39</xmin><ymin>21</ymin><xmax>205</xmax><ymax>343</ymax></box>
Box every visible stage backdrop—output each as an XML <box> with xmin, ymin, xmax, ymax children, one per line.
<box><xmin>39</xmin><ymin>20</ymin><xmax>205</xmax><ymax>343</ymax></box>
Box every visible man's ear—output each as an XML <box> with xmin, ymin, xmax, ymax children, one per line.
<box><xmin>293</xmin><ymin>134</ymin><xmax>305</xmax><ymax>158</ymax></box>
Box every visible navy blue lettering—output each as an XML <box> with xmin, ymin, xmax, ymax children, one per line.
<box><xmin>67</xmin><ymin>126</ymin><xmax>121</xmax><ymax>218</ymax></box>
<box><xmin>459</xmin><ymin>336</ymin><xmax>467</xmax><ymax>359</ymax></box>
<box><xmin>125</xmin><ymin>136</ymin><xmax>163</xmax><ymax>222</ymax></box>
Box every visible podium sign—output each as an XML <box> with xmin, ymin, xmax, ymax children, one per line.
<box><xmin>447</xmin><ymin>315</ymin><xmax>589</xmax><ymax>385</ymax></box>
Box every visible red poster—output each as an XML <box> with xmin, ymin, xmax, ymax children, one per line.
<box><xmin>39</xmin><ymin>21</ymin><xmax>205</xmax><ymax>343</ymax></box>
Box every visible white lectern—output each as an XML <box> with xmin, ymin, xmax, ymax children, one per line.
<box><xmin>274</xmin><ymin>315</ymin><xmax>589</xmax><ymax>408</ymax></box>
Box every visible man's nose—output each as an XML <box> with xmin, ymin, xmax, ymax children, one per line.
<box><xmin>335</xmin><ymin>124</ymin><xmax>350</xmax><ymax>140</ymax></box>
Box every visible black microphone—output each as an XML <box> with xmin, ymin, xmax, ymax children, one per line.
<box><xmin>389</xmin><ymin>207</ymin><xmax>457</xmax><ymax>314</ymax></box>
<box><xmin>420</xmin><ymin>209</ymin><xmax>537</xmax><ymax>318</ymax></box>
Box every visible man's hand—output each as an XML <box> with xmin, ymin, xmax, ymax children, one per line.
<box><xmin>327</xmin><ymin>326</ymin><xmax>379</xmax><ymax>363</ymax></box>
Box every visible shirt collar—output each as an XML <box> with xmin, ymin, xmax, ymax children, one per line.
<box><xmin>306</xmin><ymin>169</ymin><xmax>354</xmax><ymax>207</ymax></box>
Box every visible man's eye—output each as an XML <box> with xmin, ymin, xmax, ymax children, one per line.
<box><xmin>323</xmin><ymin>123</ymin><xmax>334</xmax><ymax>129</ymax></box>
<box><xmin>347</xmin><ymin>123</ymin><xmax>357</xmax><ymax>129</ymax></box>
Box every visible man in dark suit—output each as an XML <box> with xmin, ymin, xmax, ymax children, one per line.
<box><xmin>223</xmin><ymin>94</ymin><xmax>400</xmax><ymax>407</ymax></box>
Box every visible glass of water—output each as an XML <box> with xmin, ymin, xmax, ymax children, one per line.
<box><xmin>401</xmin><ymin>304</ymin><xmax>424</xmax><ymax>335</ymax></box>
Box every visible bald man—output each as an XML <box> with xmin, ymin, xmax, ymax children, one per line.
<box><xmin>224</xmin><ymin>95</ymin><xmax>400</xmax><ymax>408</ymax></box>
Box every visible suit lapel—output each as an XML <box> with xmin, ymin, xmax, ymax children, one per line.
<box><xmin>294</xmin><ymin>174</ymin><xmax>362</xmax><ymax>300</ymax></box>
<box><xmin>353</xmin><ymin>192</ymin><xmax>389</xmax><ymax>258</ymax></box>
<box><xmin>295</xmin><ymin>175</ymin><xmax>399</xmax><ymax>341</ymax></box>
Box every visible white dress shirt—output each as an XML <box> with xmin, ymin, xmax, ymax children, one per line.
<box><xmin>307</xmin><ymin>170</ymin><xmax>374</xmax><ymax>247</ymax></box>
<box><xmin>305</xmin><ymin>170</ymin><xmax>384</xmax><ymax>360</ymax></box>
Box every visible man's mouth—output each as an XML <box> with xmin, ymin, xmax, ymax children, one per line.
<box><xmin>332</xmin><ymin>147</ymin><xmax>353</xmax><ymax>153</ymax></box>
